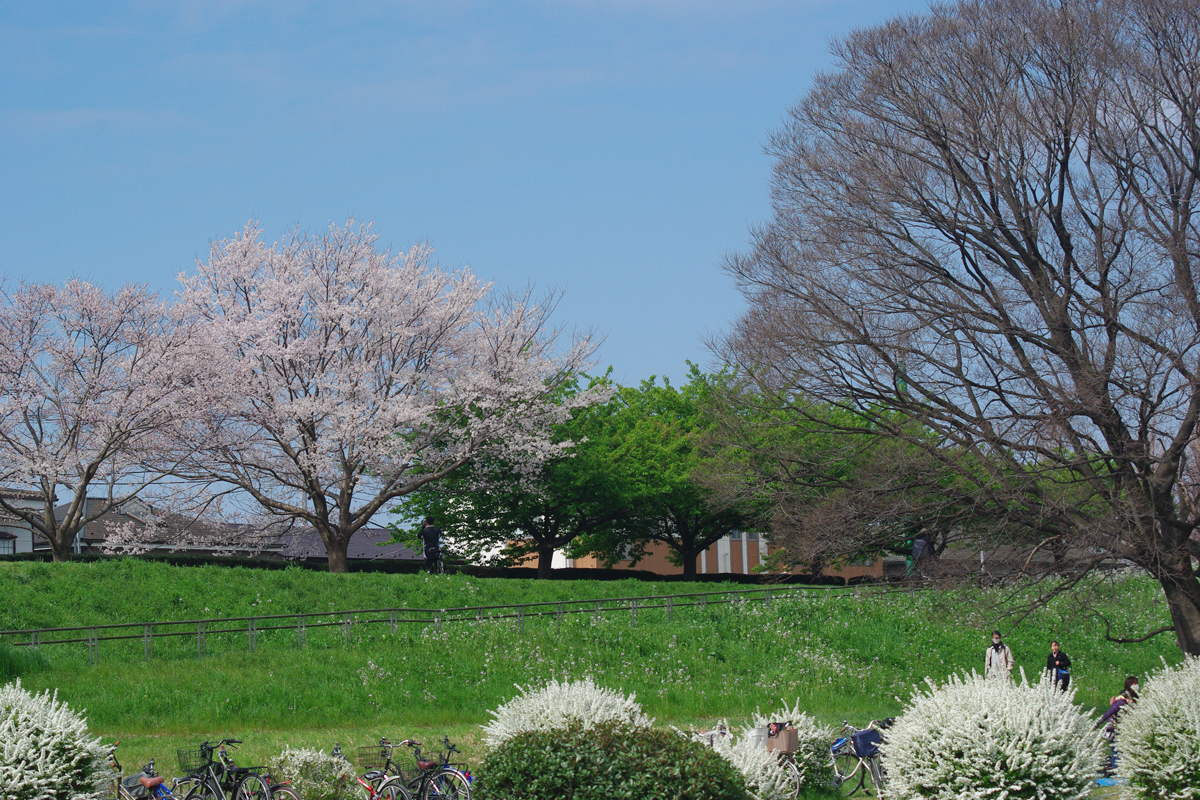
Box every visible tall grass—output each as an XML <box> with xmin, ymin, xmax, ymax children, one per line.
<box><xmin>0</xmin><ymin>640</ymin><xmax>49</xmax><ymax>680</ymax></box>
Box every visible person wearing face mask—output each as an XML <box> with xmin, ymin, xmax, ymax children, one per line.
<box><xmin>1046</xmin><ymin>640</ymin><xmax>1071</xmax><ymax>691</ymax></box>
<box><xmin>985</xmin><ymin>629</ymin><xmax>1014</xmax><ymax>679</ymax></box>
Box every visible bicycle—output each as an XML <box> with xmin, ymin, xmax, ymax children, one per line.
<box><xmin>351</xmin><ymin>739</ymin><xmax>412</xmax><ymax>800</ymax></box>
<box><xmin>177</xmin><ymin>739</ymin><xmax>273</xmax><ymax>800</ymax></box>
<box><xmin>396</xmin><ymin>737</ymin><xmax>471</xmax><ymax>799</ymax></box>
<box><xmin>108</xmin><ymin>742</ymin><xmax>196</xmax><ymax>800</ymax></box>
<box><xmin>829</xmin><ymin>720</ymin><xmax>890</xmax><ymax>797</ymax></box>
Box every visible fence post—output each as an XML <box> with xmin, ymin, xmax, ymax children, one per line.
<box><xmin>87</xmin><ymin>628</ymin><xmax>97</xmax><ymax>665</ymax></box>
<box><xmin>247</xmin><ymin>618</ymin><xmax>257</xmax><ymax>653</ymax></box>
<box><xmin>556</xmin><ymin>602</ymin><xmax>563</xmax><ymax>631</ymax></box>
<box><xmin>31</xmin><ymin>630</ymin><xmax>40</xmax><ymax>651</ymax></box>
<box><xmin>297</xmin><ymin>615</ymin><xmax>305</xmax><ymax>649</ymax></box>
<box><xmin>390</xmin><ymin>610</ymin><xmax>397</xmax><ymax>634</ymax></box>
<box><xmin>631</xmin><ymin>599</ymin><xmax>638</xmax><ymax>626</ymax></box>
<box><xmin>667</xmin><ymin>596</ymin><xmax>673</xmax><ymax>622</ymax></box>
<box><xmin>344</xmin><ymin>614</ymin><xmax>352</xmax><ymax>645</ymax></box>
<box><xmin>143</xmin><ymin>624</ymin><xmax>153</xmax><ymax>661</ymax></box>
<box><xmin>764</xmin><ymin>589</ymin><xmax>771</xmax><ymax>606</ymax></box>
<box><xmin>519</xmin><ymin>606</ymin><xmax>525</xmax><ymax>635</ymax></box>
<box><xmin>435</xmin><ymin>611</ymin><xmax>442</xmax><ymax>635</ymax></box>
<box><xmin>594</xmin><ymin>600</ymin><xmax>601</xmax><ymax>624</ymax></box>
<box><xmin>198</xmin><ymin>621</ymin><xmax>206</xmax><ymax>658</ymax></box>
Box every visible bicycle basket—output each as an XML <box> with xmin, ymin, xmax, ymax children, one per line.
<box><xmin>851</xmin><ymin>729</ymin><xmax>882</xmax><ymax>759</ymax></box>
<box><xmin>356</xmin><ymin>745</ymin><xmax>393</xmax><ymax>771</ymax></box>
<box><xmin>176</xmin><ymin>747</ymin><xmax>212</xmax><ymax>774</ymax></box>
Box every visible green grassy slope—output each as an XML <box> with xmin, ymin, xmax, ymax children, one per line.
<box><xmin>0</xmin><ymin>560</ymin><xmax>1181</xmax><ymax>774</ymax></box>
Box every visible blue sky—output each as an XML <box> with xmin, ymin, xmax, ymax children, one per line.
<box><xmin>1</xmin><ymin>0</ymin><xmax>924</xmax><ymax>385</ymax></box>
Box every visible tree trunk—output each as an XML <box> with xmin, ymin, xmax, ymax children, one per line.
<box><xmin>1159</xmin><ymin>560</ymin><xmax>1200</xmax><ymax>656</ymax></box>
<box><xmin>326</xmin><ymin>538</ymin><xmax>349</xmax><ymax>573</ymax></box>
<box><xmin>536</xmin><ymin>541</ymin><xmax>555</xmax><ymax>579</ymax></box>
<box><xmin>680</xmin><ymin>548</ymin><xmax>698</xmax><ymax>578</ymax></box>
<box><xmin>48</xmin><ymin>530</ymin><xmax>73</xmax><ymax>563</ymax></box>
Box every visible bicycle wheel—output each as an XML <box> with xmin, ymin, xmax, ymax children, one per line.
<box><xmin>780</xmin><ymin>759</ymin><xmax>801</xmax><ymax>799</ymax></box>
<box><xmin>421</xmin><ymin>769</ymin><xmax>470</xmax><ymax>800</ymax></box>
<box><xmin>234</xmin><ymin>774</ymin><xmax>272</xmax><ymax>800</ymax></box>
<box><xmin>184</xmin><ymin>780</ymin><xmax>218</xmax><ymax>800</ymax></box>
<box><xmin>270</xmin><ymin>787</ymin><xmax>300</xmax><ymax>800</ymax></box>
<box><xmin>378</xmin><ymin>776</ymin><xmax>414</xmax><ymax>800</ymax></box>
<box><xmin>834</xmin><ymin>754</ymin><xmax>864</xmax><ymax>797</ymax></box>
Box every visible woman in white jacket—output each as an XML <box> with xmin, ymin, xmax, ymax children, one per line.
<box><xmin>985</xmin><ymin>629</ymin><xmax>1014</xmax><ymax>678</ymax></box>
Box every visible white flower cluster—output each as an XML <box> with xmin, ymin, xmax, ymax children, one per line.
<box><xmin>1117</xmin><ymin>655</ymin><xmax>1200</xmax><ymax>800</ymax></box>
<box><xmin>265</xmin><ymin>747</ymin><xmax>355</xmax><ymax>800</ymax></box>
<box><xmin>689</xmin><ymin>722</ymin><xmax>794</xmax><ymax>800</ymax></box>
<box><xmin>750</xmin><ymin>699</ymin><xmax>834</xmax><ymax>789</ymax></box>
<box><xmin>882</xmin><ymin>670</ymin><xmax>1105</xmax><ymax>800</ymax></box>
<box><xmin>0</xmin><ymin>679</ymin><xmax>110</xmax><ymax>800</ymax></box>
<box><xmin>481</xmin><ymin>677</ymin><xmax>654</xmax><ymax>748</ymax></box>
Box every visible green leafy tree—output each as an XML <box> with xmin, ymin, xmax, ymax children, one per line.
<box><xmin>390</xmin><ymin>373</ymin><xmax>633</xmax><ymax>579</ymax></box>
<box><xmin>571</xmin><ymin>366</ymin><xmax>768</xmax><ymax>578</ymax></box>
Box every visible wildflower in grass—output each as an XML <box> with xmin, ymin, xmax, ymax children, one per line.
<box><xmin>266</xmin><ymin>747</ymin><xmax>354</xmax><ymax>800</ymax></box>
<box><xmin>0</xmin><ymin>679</ymin><xmax>110</xmax><ymax>800</ymax></box>
<box><xmin>481</xmin><ymin>677</ymin><xmax>653</xmax><ymax>748</ymax></box>
<box><xmin>883</xmin><ymin>670</ymin><xmax>1104</xmax><ymax>800</ymax></box>
<box><xmin>1117</xmin><ymin>655</ymin><xmax>1200</xmax><ymax>799</ymax></box>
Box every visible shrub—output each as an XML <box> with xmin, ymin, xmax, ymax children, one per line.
<box><xmin>475</xmin><ymin>721</ymin><xmax>749</xmax><ymax>800</ymax></box>
<box><xmin>0</xmin><ymin>678</ymin><xmax>110</xmax><ymax>800</ymax></box>
<box><xmin>265</xmin><ymin>747</ymin><xmax>355</xmax><ymax>800</ymax></box>
<box><xmin>750</xmin><ymin>699</ymin><xmax>834</xmax><ymax>791</ymax></box>
<box><xmin>882</xmin><ymin>670</ymin><xmax>1105</xmax><ymax>800</ymax></box>
<box><xmin>1117</xmin><ymin>655</ymin><xmax>1200</xmax><ymax>799</ymax></box>
<box><xmin>480</xmin><ymin>676</ymin><xmax>653</xmax><ymax>748</ymax></box>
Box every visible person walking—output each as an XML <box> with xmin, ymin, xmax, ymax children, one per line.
<box><xmin>1046</xmin><ymin>640</ymin><xmax>1071</xmax><ymax>691</ymax></box>
<box><xmin>420</xmin><ymin>516</ymin><xmax>443</xmax><ymax>573</ymax></box>
<box><xmin>985</xmin><ymin>630</ymin><xmax>1014</xmax><ymax>679</ymax></box>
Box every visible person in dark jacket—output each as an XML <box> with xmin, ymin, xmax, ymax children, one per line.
<box><xmin>420</xmin><ymin>517</ymin><xmax>442</xmax><ymax>572</ymax></box>
<box><xmin>1046</xmin><ymin>640</ymin><xmax>1071</xmax><ymax>691</ymax></box>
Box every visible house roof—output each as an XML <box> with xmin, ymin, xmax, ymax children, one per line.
<box><xmin>281</xmin><ymin>526</ymin><xmax>421</xmax><ymax>561</ymax></box>
<box><xmin>0</xmin><ymin>487</ymin><xmax>53</xmax><ymax>501</ymax></box>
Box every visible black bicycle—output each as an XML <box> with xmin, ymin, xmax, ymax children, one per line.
<box><xmin>177</xmin><ymin>739</ymin><xmax>273</xmax><ymax>800</ymax></box>
<box><xmin>397</xmin><ymin>737</ymin><xmax>471</xmax><ymax>800</ymax></box>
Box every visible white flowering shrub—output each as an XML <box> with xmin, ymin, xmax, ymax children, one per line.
<box><xmin>750</xmin><ymin>699</ymin><xmax>834</xmax><ymax>789</ymax></box>
<box><xmin>1117</xmin><ymin>655</ymin><xmax>1200</xmax><ymax>799</ymax></box>
<box><xmin>882</xmin><ymin>670</ymin><xmax>1105</xmax><ymax>800</ymax></box>
<box><xmin>481</xmin><ymin>677</ymin><xmax>653</xmax><ymax>748</ymax></box>
<box><xmin>265</xmin><ymin>747</ymin><xmax>354</xmax><ymax>800</ymax></box>
<box><xmin>679</xmin><ymin>719</ymin><xmax>792</xmax><ymax>800</ymax></box>
<box><xmin>0</xmin><ymin>679</ymin><xmax>110</xmax><ymax>800</ymax></box>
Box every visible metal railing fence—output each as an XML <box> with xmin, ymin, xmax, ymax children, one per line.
<box><xmin>0</xmin><ymin>584</ymin><xmax>877</xmax><ymax>665</ymax></box>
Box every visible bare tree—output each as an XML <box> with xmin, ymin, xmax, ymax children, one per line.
<box><xmin>719</xmin><ymin>0</ymin><xmax>1200</xmax><ymax>654</ymax></box>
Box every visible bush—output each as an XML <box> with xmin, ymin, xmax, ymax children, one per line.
<box><xmin>480</xmin><ymin>676</ymin><xmax>653</xmax><ymax>748</ymax></box>
<box><xmin>0</xmin><ymin>678</ymin><xmax>110</xmax><ymax>800</ymax></box>
<box><xmin>882</xmin><ymin>670</ymin><xmax>1105</xmax><ymax>800</ymax></box>
<box><xmin>1117</xmin><ymin>655</ymin><xmax>1200</xmax><ymax>799</ymax></box>
<box><xmin>750</xmin><ymin>699</ymin><xmax>834</xmax><ymax>791</ymax></box>
<box><xmin>0</xmin><ymin>643</ymin><xmax>50</xmax><ymax>681</ymax></box>
<box><xmin>265</xmin><ymin>747</ymin><xmax>355</xmax><ymax>800</ymax></box>
<box><xmin>475</xmin><ymin>722</ymin><xmax>749</xmax><ymax>800</ymax></box>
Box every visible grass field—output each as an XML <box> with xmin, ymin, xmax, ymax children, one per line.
<box><xmin>0</xmin><ymin>559</ymin><xmax>1183</xmax><ymax>779</ymax></box>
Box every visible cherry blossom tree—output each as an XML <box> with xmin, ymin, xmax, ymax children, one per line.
<box><xmin>0</xmin><ymin>280</ymin><xmax>207</xmax><ymax>562</ymax></box>
<box><xmin>174</xmin><ymin>220</ymin><xmax>597</xmax><ymax>573</ymax></box>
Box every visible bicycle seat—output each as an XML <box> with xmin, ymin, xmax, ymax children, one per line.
<box><xmin>139</xmin><ymin>777</ymin><xmax>165</xmax><ymax>789</ymax></box>
<box><xmin>417</xmin><ymin>760</ymin><xmax>439</xmax><ymax>771</ymax></box>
